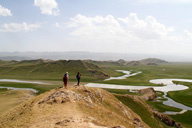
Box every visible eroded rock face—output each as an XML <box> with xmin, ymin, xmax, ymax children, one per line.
<box><xmin>84</xmin><ymin>87</ymin><xmax>99</xmax><ymax>104</ymax></box>
<box><xmin>118</xmin><ymin>103</ymin><xmax>131</xmax><ymax>119</ymax></box>
<box><xmin>38</xmin><ymin>91</ymin><xmax>82</xmax><ymax>104</ymax></box>
<box><xmin>95</xmin><ymin>90</ymin><xmax>104</xmax><ymax>102</ymax></box>
<box><xmin>138</xmin><ymin>88</ymin><xmax>157</xmax><ymax>101</ymax></box>
<box><xmin>38</xmin><ymin>88</ymin><xmax>102</xmax><ymax>107</ymax></box>
<box><xmin>153</xmin><ymin>111</ymin><xmax>182</xmax><ymax>128</ymax></box>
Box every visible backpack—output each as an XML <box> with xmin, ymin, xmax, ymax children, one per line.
<box><xmin>76</xmin><ymin>74</ymin><xmax>78</xmax><ymax>79</ymax></box>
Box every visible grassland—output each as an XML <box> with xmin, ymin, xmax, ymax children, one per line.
<box><xmin>97</xmin><ymin>63</ymin><xmax>192</xmax><ymax>86</ymax></box>
<box><xmin>1</xmin><ymin>60</ymin><xmax>192</xmax><ymax>86</ymax></box>
<box><xmin>0</xmin><ymin>82</ymin><xmax>60</xmax><ymax>94</ymax></box>
<box><xmin>0</xmin><ymin>88</ymin><xmax>7</xmax><ymax>92</ymax></box>
<box><xmin>146</xmin><ymin>91</ymin><xmax>181</xmax><ymax>112</ymax></box>
<box><xmin>170</xmin><ymin>111</ymin><xmax>192</xmax><ymax>128</ymax></box>
<box><xmin>168</xmin><ymin>81</ymin><xmax>192</xmax><ymax>107</ymax></box>
<box><xmin>165</xmin><ymin>81</ymin><xmax>192</xmax><ymax>128</ymax></box>
<box><xmin>0</xmin><ymin>59</ymin><xmax>120</xmax><ymax>82</ymax></box>
<box><xmin>115</xmin><ymin>95</ymin><xmax>168</xmax><ymax>128</ymax></box>
<box><xmin>146</xmin><ymin>101</ymin><xmax>181</xmax><ymax>112</ymax></box>
<box><xmin>1</xmin><ymin>59</ymin><xmax>192</xmax><ymax>127</ymax></box>
<box><xmin>101</xmin><ymin>62</ymin><xmax>192</xmax><ymax>128</ymax></box>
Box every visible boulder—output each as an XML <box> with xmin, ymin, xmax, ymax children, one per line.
<box><xmin>138</xmin><ymin>88</ymin><xmax>157</xmax><ymax>101</ymax></box>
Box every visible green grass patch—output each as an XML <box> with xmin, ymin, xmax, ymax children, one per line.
<box><xmin>115</xmin><ymin>95</ymin><xmax>162</xmax><ymax>128</ymax></box>
<box><xmin>2</xmin><ymin>60</ymin><xmax>192</xmax><ymax>86</ymax></box>
<box><xmin>146</xmin><ymin>101</ymin><xmax>181</xmax><ymax>112</ymax></box>
<box><xmin>99</xmin><ymin>63</ymin><xmax>192</xmax><ymax>86</ymax></box>
<box><xmin>170</xmin><ymin>110</ymin><xmax>192</xmax><ymax>128</ymax></box>
<box><xmin>145</xmin><ymin>90</ymin><xmax>181</xmax><ymax>112</ymax></box>
<box><xmin>168</xmin><ymin>81</ymin><xmax>192</xmax><ymax>107</ymax></box>
<box><xmin>0</xmin><ymin>82</ymin><xmax>59</xmax><ymax>95</ymax></box>
<box><xmin>104</xmin><ymin>63</ymin><xmax>192</xmax><ymax>86</ymax></box>
<box><xmin>0</xmin><ymin>88</ymin><xmax>8</xmax><ymax>93</ymax></box>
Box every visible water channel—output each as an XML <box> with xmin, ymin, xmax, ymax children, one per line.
<box><xmin>0</xmin><ymin>79</ymin><xmax>51</xmax><ymax>93</ymax></box>
<box><xmin>0</xmin><ymin>86</ymin><xmax>38</xmax><ymax>93</ymax></box>
<box><xmin>0</xmin><ymin>71</ymin><xmax>192</xmax><ymax>115</ymax></box>
<box><xmin>86</xmin><ymin>70</ymin><xmax>192</xmax><ymax>115</ymax></box>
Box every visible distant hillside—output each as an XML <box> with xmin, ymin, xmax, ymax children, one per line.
<box><xmin>0</xmin><ymin>60</ymin><xmax>17</xmax><ymax>66</ymax></box>
<box><xmin>0</xmin><ymin>58</ymin><xmax>168</xmax><ymax>81</ymax></box>
<box><xmin>126</xmin><ymin>61</ymin><xmax>141</xmax><ymax>66</ymax></box>
<box><xmin>140</xmin><ymin>58</ymin><xmax>168</xmax><ymax>65</ymax></box>
<box><xmin>116</xmin><ymin>59</ymin><xmax>127</xmax><ymax>65</ymax></box>
<box><xmin>0</xmin><ymin>59</ymin><xmax>116</xmax><ymax>81</ymax></box>
<box><xmin>115</xmin><ymin>58</ymin><xmax>168</xmax><ymax>66</ymax></box>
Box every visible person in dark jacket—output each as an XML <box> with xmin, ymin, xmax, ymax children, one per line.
<box><xmin>76</xmin><ymin>72</ymin><xmax>81</xmax><ymax>86</ymax></box>
<box><xmin>63</xmin><ymin>72</ymin><xmax>69</xmax><ymax>88</ymax></box>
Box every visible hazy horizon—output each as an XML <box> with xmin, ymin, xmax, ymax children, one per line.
<box><xmin>0</xmin><ymin>51</ymin><xmax>192</xmax><ymax>62</ymax></box>
<box><xmin>1</xmin><ymin>0</ymin><xmax>192</xmax><ymax>60</ymax></box>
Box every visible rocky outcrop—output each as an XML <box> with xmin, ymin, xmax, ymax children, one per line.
<box><xmin>126</xmin><ymin>61</ymin><xmax>141</xmax><ymax>66</ymax></box>
<box><xmin>38</xmin><ymin>90</ymin><xmax>82</xmax><ymax>104</ymax></box>
<box><xmin>140</xmin><ymin>58</ymin><xmax>168</xmax><ymax>65</ymax></box>
<box><xmin>153</xmin><ymin>111</ymin><xmax>182</xmax><ymax>128</ymax></box>
<box><xmin>121</xmin><ymin>58</ymin><xmax>168</xmax><ymax>66</ymax></box>
<box><xmin>138</xmin><ymin>88</ymin><xmax>157</xmax><ymax>101</ymax></box>
<box><xmin>117</xmin><ymin>59</ymin><xmax>127</xmax><ymax>65</ymax></box>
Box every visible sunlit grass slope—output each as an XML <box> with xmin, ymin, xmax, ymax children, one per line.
<box><xmin>115</xmin><ymin>95</ymin><xmax>163</xmax><ymax>128</ymax></box>
<box><xmin>0</xmin><ymin>59</ymin><xmax>119</xmax><ymax>82</ymax></box>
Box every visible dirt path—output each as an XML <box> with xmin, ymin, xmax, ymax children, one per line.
<box><xmin>28</xmin><ymin>87</ymin><xmax>108</xmax><ymax>128</ymax></box>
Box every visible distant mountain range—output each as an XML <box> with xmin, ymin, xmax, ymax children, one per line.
<box><xmin>0</xmin><ymin>51</ymin><xmax>190</xmax><ymax>61</ymax></box>
<box><xmin>115</xmin><ymin>58</ymin><xmax>168</xmax><ymax>66</ymax></box>
<box><xmin>0</xmin><ymin>58</ymin><xmax>167</xmax><ymax>80</ymax></box>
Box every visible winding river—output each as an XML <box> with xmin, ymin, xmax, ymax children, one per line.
<box><xmin>0</xmin><ymin>79</ymin><xmax>51</xmax><ymax>85</ymax></box>
<box><xmin>0</xmin><ymin>79</ymin><xmax>51</xmax><ymax>93</ymax></box>
<box><xmin>86</xmin><ymin>70</ymin><xmax>192</xmax><ymax>115</ymax></box>
<box><xmin>104</xmin><ymin>70</ymin><xmax>142</xmax><ymax>81</ymax></box>
<box><xmin>0</xmin><ymin>86</ymin><xmax>38</xmax><ymax>93</ymax></box>
<box><xmin>0</xmin><ymin>71</ymin><xmax>192</xmax><ymax>115</ymax></box>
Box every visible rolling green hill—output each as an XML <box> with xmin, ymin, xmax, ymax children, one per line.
<box><xmin>0</xmin><ymin>59</ymin><xmax>119</xmax><ymax>82</ymax></box>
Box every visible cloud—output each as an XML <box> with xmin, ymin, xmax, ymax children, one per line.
<box><xmin>67</xmin><ymin>14</ymin><xmax>122</xmax><ymax>39</ymax></box>
<box><xmin>34</xmin><ymin>0</ymin><xmax>59</xmax><ymax>15</ymax></box>
<box><xmin>55</xmin><ymin>22</ymin><xmax>60</xmax><ymax>27</ymax></box>
<box><xmin>0</xmin><ymin>5</ymin><xmax>12</xmax><ymax>16</ymax></box>
<box><xmin>136</xmin><ymin>0</ymin><xmax>192</xmax><ymax>4</ymax></box>
<box><xmin>67</xmin><ymin>13</ymin><xmax>174</xmax><ymax>41</ymax></box>
<box><xmin>118</xmin><ymin>13</ymin><xmax>175</xmax><ymax>39</ymax></box>
<box><xmin>184</xmin><ymin>30</ymin><xmax>192</xmax><ymax>38</ymax></box>
<box><xmin>65</xmin><ymin>14</ymin><xmax>192</xmax><ymax>54</ymax></box>
<box><xmin>0</xmin><ymin>22</ymin><xmax>41</xmax><ymax>32</ymax></box>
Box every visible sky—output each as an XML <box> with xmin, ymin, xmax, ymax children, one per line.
<box><xmin>1</xmin><ymin>0</ymin><xmax>192</xmax><ymax>58</ymax></box>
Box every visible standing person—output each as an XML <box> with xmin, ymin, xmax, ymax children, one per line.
<box><xmin>76</xmin><ymin>72</ymin><xmax>81</xmax><ymax>86</ymax></box>
<box><xmin>63</xmin><ymin>72</ymin><xmax>69</xmax><ymax>88</ymax></box>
